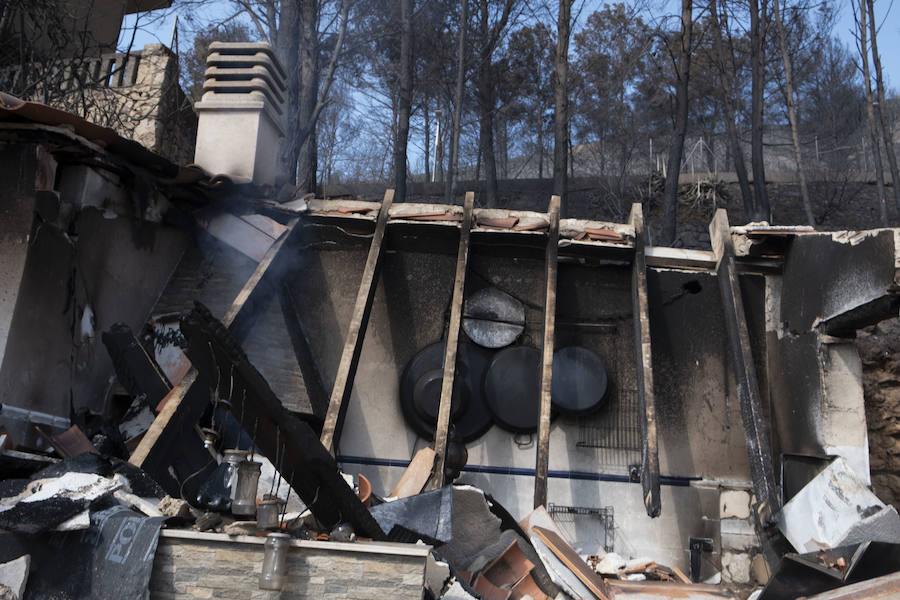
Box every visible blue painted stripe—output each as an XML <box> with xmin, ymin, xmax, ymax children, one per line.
<box><xmin>336</xmin><ymin>455</ymin><xmax>694</xmax><ymax>487</ymax></box>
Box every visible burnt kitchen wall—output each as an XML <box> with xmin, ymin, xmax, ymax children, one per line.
<box><xmin>648</xmin><ymin>270</ymin><xmax>768</xmax><ymax>483</ymax></box>
<box><xmin>0</xmin><ymin>143</ymin><xmax>188</xmax><ymax>432</ymax></box>
<box><xmin>226</xmin><ymin>219</ymin><xmax>770</xmax><ymax>492</ymax></box>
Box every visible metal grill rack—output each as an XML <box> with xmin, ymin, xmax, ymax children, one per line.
<box><xmin>576</xmin><ymin>388</ymin><xmax>641</xmax><ymax>451</ymax></box>
<box><xmin>573</xmin><ymin>323</ymin><xmax>642</xmax><ymax>470</ymax></box>
<box><xmin>548</xmin><ymin>503</ymin><xmax>615</xmax><ymax>553</ymax></box>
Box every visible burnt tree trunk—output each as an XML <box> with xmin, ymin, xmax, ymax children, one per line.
<box><xmin>297</xmin><ymin>0</ymin><xmax>320</xmax><ymax>193</ymax></box>
<box><xmin>477</xmin><ymin>49</ymin><xmax>498</xmax><ymax>205</ymax></box>
<box><xmin>474</xmin><ymin>0</ymin><xmax>515</xmax><ymax>208</ymax></box>
<box><xmin>858</xmin><ymin>0</ymin><xmax>889</xmax><ymax>226</ymax></box>
<box><xmin>446</xmin><ymin>0</ymin><xmax>468</xmax><ymax>204</ymax></box>
<box><xmin>424</xmin><ymin>97</ymin><xmax>431</xmax><ymax>183</ymax></box>
<box><xmin>393</xmin><ymin>0</ymin><xmax>413</xmax><ymax>202</ymax></box>
<box><xmin>275</xmin><ymin>1</ymin><xmax>300</xmax><ymax>181</ymax></box>
<box><xmin>661</xmin><ymin>0</ymin><xmax>693</xmax><ymax>245</ymax></box>
<box><xmin>749</xmin><ymin>0</ymin><xmax>770</xmax><ymax>221</ymax></box>
<box><xmin>553</xmin><ymin>0</ymin><xmax>573</xmax><ymax>215</ymax></box>
<box><xmin>710</xmin><ymin>0</ymin><xmax>753</xmax><ymax>213</ymax></box>
<box><xmin>537</xmin><ymin>109</ymin><xmax>544</xmax><ymax>179</ymax></box>
<box><xmin>866</xmin><ymin>0</ymin><xmax>900</xmax><ymax>213</ymax></box>
<box><xmin>773</xmin><ymin>0</ymin><xmax>814</xmax><ymax>225</ymax></box>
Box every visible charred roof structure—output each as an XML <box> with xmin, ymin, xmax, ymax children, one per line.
<box><xmin>2</xmin><ymin>43</ymin><xmax>900</xmax><ymax>600</ymax></box>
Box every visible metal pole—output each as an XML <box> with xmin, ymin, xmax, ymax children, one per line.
<box><xmin>433</xmin><ymin>110</ymin><xmax>442</xmax><ymax>183</ymax></box>
<box><xmin>169</xmin><ymin>15</ymin><xmax>179</xmax><ymax>54</ymax></box>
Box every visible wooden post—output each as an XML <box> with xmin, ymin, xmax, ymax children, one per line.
<box><xmin>320</xmin><ymin>189</ymin><xmax>394</xmax><ymax>453</ymax></box>
<box><xmin>131</xmin><ymin>218</ymin><xmax>300</xmax><ymax>469</ymax></box>
<box><xmin>629</xmin><ymin>203</ymin><xmax>661</xmax><ymax>517</ymax></box>
<box><xmin>534</xmin><ymin>195</ymin><xmax>561</xmax><ymax>508</ymax></box>
<box><xmin>224</xmin><ymin>217</ymin><xmax>300</xmax><ymax>338</ymax></box>
<box><xmin>709</xmin><ymin>208</ymin><xmax>779</xmax><ymax>526</ymax></box>
<box><xmin>432</xmin><ymin>192</ymin><xmax>475</xmax><ymax>488</ymax></box>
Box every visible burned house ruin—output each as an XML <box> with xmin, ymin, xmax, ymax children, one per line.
<box><xmin>2</xmin><ymin>41</ymin><xmax>900</xmax><ymax>600</ymax></box>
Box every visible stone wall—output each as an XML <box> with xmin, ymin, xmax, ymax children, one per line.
<box><xmin>149</xmin><ymin>532</ymin><xmax>428</xmax><ymax>600</ymax></box>
<box><xmin>1</xmin><ymin>43</ymin><xmax>197</xmax><ymax>165</ymax></box>
<box><xmin>858</xmin><ymin>318</ymin><xmax>900</xmax><ymax>510</ymax></box>
<box><xmin>718</xmin><ymin>488</ymin><xmax>767</xmax><ymax>587</ymax></box>
<box><xmin>90</xmin><ymin>44</ymin><xmax>197</xmax><ymax>165</ymax></box>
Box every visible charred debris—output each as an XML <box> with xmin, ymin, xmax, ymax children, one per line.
<box><xmin>3</xmin><ymin>46</ymin><xmax>900</xmax><ymax>600</ymax></box>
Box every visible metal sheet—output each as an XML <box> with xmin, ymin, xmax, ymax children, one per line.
<box><xmin>777</xmin><ymin>457</ymin><xmax>900</xmax><ymax>553</ymax></box>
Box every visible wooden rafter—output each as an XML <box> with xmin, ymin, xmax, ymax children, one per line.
<box><xmin>319</xmin><ymin>189</ymin><xmax>394</xmax><ymax>453</ymax></box>
<box><xmin>629</xmin><ymin>203</ymin><xmax>660</xmax><ymax>517</ymax></box>
<box><xmin>431</xmin><ymin>191</ymin><xmax>475</xmax><ymax>488</ymax></box>
<box><xmin>534</xmin><ymin>195</ymin><xmax>560</xmax><ymax>508</ymax></box>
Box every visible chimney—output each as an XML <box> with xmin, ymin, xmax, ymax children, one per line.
<box><xmin>193</xmin><ymin>42</ymin><xmax>287</xmax><ymax>185</ymax></box>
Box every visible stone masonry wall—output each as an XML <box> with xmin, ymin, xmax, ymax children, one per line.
<box><xmin>857</xmin><ymin>318</ymin><xmax>900</xmax><ymax>511</ymax></box>
<box><xmin>149</xmin><ymin>533</ymin><xmax>427</xmax><ymax>600</ymax></box>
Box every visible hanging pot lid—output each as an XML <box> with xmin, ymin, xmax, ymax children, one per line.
<box><xmin>462</xmin><ymin>287</ymin><xmax>526</xmax><ymax>349</ymax></box>
<box><xmin>399</xmin><ymin>341</ymin><xmax>493</xmax><ymax>443</ymax></box>
<box><xmin>551</xmin><ymin>346</ymin><xmax>609</xmax><ymax>416</ymax></box>
<box><xmin>483</xmin><ymin>345</ymin><xmax>543</xmax><ymax>433</ymax></box>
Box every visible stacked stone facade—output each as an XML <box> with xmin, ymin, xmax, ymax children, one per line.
<box><xmin>1</xmin><ymin>43</ymin><xmax>196</xmax><ymax>165</ymax></box>
<box><xmin>149</xmin><ymin>532</ymin><xmax>428</xmax><ymax>600</ymax></box>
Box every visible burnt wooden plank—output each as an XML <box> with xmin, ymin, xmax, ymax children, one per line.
<box><xmin>320</xmin><ymin>189</ymin><xmax>394</xmax><ymax>453</ymax></box>
<box><xmin>432</xmin><ymin>192</ymin><xmax>475</xmax><ymax>488</ymax></box>
<box><xmin>130</xmin><ymin>218</ymin><xmax>300</xmax><ymax>471</ymax></box>
<box><xmin>534</xmin><ymin>195</ymin><xmax>560</xmax><ymax>509</ymax></box>
<box><xmin>629</xmin><ymin>203</ymin><xmax>661</xmax><ymax>517</ymax></box>
<box><xmin>709</xmin><ymin>209</ymin><xmax>779</xmax><ymax>527</ymax></box>
<box><xmin>224</xmin><ymin>217</ymin><xmax>300</xmax><ymax>342</ymax></box>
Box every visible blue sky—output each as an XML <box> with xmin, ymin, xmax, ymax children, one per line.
<box><xmin>120</xmin><ymin>0</ymin><xmax>899</xmax><ymax>92</ymax></box>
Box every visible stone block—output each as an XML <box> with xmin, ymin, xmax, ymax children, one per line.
<box><xmin>721</xmin><ymin>518</ymin><xmax>758</xmax><ymax>551</ymax></box>
<box><xmin>750</xmin><ymin>553</ymin><xmax>771</xmax><ymax>584</ymax></box>
<box><xmin>721</xmin><ymin>552</ymin><xmax>751</xmax><ymax>584</ymax></box>
<box><xmin>0</xmin><ymin>555</ymin><xmax>29</xmax><ymax>600</ymax></box>
<box><xmin>720</xmin><ymin>489</ymin><xmax>751</xmax><ymax>519</ymax></box>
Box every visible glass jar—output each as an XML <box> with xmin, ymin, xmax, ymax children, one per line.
<box><xmin>223</xmin><ymin>450</ymin><xmax>249</xmax><ymax>501</ymax></box>
<box><xmin>231</xmin><ymin>459</ymin><xmax>261</xmax><ymax>516</ymax></box>
<box><xmin>259</xmin><ymin>532</ymin><xmax>291</xmax><ymax>590</ymax></box>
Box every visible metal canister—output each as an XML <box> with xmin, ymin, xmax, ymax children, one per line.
<box><xmin>256</xmin><ymin>495</ymin><xmax>284</xmax><ymax>530</ymax></box>
<box><xmin>231</xmin><ymin>459</ymin><xmax>261</xmax><ymax>516</ymax></box>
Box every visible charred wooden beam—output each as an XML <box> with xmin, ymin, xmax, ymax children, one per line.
<box><xmin>629</xmin><ymin>203</ymin><xmax>661</xmax><ymax>518</ymax></box>
<box><xmin>431</xmin><ymin>192</ymin><xmax>475</xmax><ymax>488</ymax></box>
<box><xmin>320</xmin><ymin>190</ymin><xmax>394</xmax><ymax>453</ymax></box>
<box><xmin>102</xmin><ymin>322</ymin><xmax>172</xmax><ymax>401</ymax></box>
<box><xmin>180</xmin><ymin>303</ymin><xmax>385</xmax><ymax>539</ymax></box>
<box><xmin>534</xmin><ymin>195</ymin><xmax>560</xmax><ymax>509</ymax></box>
<box><xmin>130</xmin><ymin>219</ymin><xmax>300</xmax><ymax>475</ymax></box>
<box><xmin>709</xmin><ymin>209</ymin><xmax>779</xmax><ymax>527</ymax></box>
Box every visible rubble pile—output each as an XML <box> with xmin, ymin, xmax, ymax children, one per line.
<box><xmin>3</xmin><ymin>303</ymin><xmax>900</xmax><ymax>599</ymax></box>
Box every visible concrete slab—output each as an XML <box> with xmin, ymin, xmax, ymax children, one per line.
<box><xmin>0</xmin><ymin>555</ymin><xmax>29</xmax><ymax>600</ymax></box>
